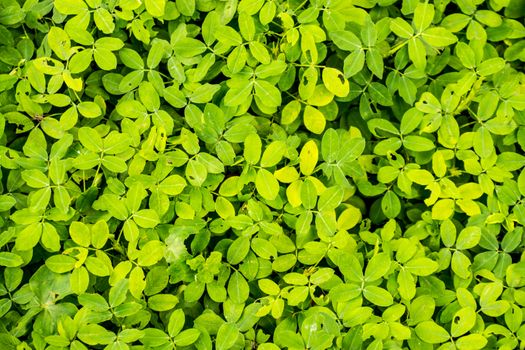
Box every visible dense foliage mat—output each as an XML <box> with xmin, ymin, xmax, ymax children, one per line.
<box><xmin>0</xmin><ymin>0</ymin><xmax>524</xmax><ymax>349</ymax></box>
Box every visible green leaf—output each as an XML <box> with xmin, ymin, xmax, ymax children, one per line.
<box><xmin>215</xmin><ymin>26</ymin><xmax>243</xmax><ymax>46</ymax></box>
<box><xmin>216</xmin><ymin>323</ymin><xmax>240</xmax><ymax>350</ymax></box>
<box><xmin>344</xmin><ymin>50</ymin><xmax>365</xmax><ymax>78</ymax></box>
<box><xmin>69</xmin><ymin>221</ymin><xmax>91</xmax><ymax>247</ymax></box>
<box><xmin>403</xmin><ymin>135</ymin><xmax>435</xmax><ymax>151</ymax></box>
<box><xmin>304</xmin><ymin>105</ymin><xmax>326</xmax><ymax>134</ymax></box>
<box><xmin>78</xmin><ymin>127</ymin><xmax>103</xmax><ymax>153</ymax></box>
<box><xmin>501</xmin><ymin>229</ymin><xmax>522</xmax><ymax>253</ymax></box>
<box><xmin>432</xmin><ymin>199</ymin><xmax>455</xmax><ymax>220</ymax></box>
<box><xmin>415</xmin><ymin>321</ymin><xmax>450</xmax><ymax>344</ymax></box>
<box><xmin>174</xmin><ymin>329</ymin><xmax>201</xmax><ymax>347</ymax></box>
<box><xmin>322</xmin><ymin>68</ymin><xmax>349</xmax><ymax>97</ymax></box>
<box><xmin>168</xmin><ymin>309</ymin><xmax>185</xmax><ymax>337</ymax></box>
<box><xmin>120</xmin><ymin>48</ymin><xmax>145</xmax><ymax>70</ymax></box>
<box><xmin>408</xmin><ymin>37</ymin><xmax>426</xmax><ymax>69</ymax></box>
<box><xmin>22</xmin><ymin>169</ymin><xmax>50</xmax><ymax>188</ymax></box>
<box><xmin>421</xmin><ymin>27</ymin><xmax>458</xmax><ymax>47</ymax></box>
<box><xmin>71</xmin><ymin>267</ymin><xmax>89</xmax><ymax>294</ymax></box>
<box><xmin>318</xmin><ymin>186</ymin><xmax>344</xmax><ymax>211</ymax></box>
<box><xmin>300</xmin><ymin>179</ymin><xmax>317</xmax><ymax>210</ymax></box>
<box><xmin>79</xmin><ymin>293</ymin><xmax>110</xmax><ymax>311</ymax></box>
<box><xmin>366</xmin><ymin>48</ymin><xmax>384</xmax><ymax>79</ymax></box>
<box><xmin>186</xmin><ymin>159</ymin><xmax>208</xmax><ymax>186</ymax></box>
<box><xmin>134</xmin><ymin>209</ymin><xmax>160</xmax><ymax>228</ymax></box>
<box><xmin>70</xmin><ymin>50</ymin><xmax>94</xmax><ymax>74</ymax></box>
<box><xmin>330</xmin><ymin>31</ymin><xmax>361</xmax><ymax>51</ymax></box>
<box><xmin>145</xmin><ymin>0</ymin><xmax>166</xmax><ymax>17</ymax></box>
<box><xmin>109</xmin><ymin>279</ymin><xmax>129</xmax><ymax>307</ymax></box>
<box><xmin>137</xmin><ymin>240</ymin><xmax>165</xmax><ymax>266</ymax></box>
<box><xmin>78</xmin><ymin>324</ymin><xmax>116</xmax><ymax>345</ymax></box>
<box><xmin>261</xmin><ymin>141</ymin><xmax>286</xmax><ymax>168</ymax></box>
<box><xmin>390</xmin><ymin>18</ymin><xmax>414</xmax><ymax>38</ymax></box>
<box><xmin>94</xmin><ymin>8</ymin><xmax>115</xmax><ymax>34</ymax></box>
<box><xmin>477</xmin><ymin>58</ymin><xmax>505</xmax><ymax>76</ymax></box>
<box><xmin>473</xmin><ymin>126</ymin><xmax>494</xmax><ymax>158</ymax></box>
<box><xmin>159</xmin><ymin>175</ymin><xmax>186</xmax><ymax>196</ymax></box>
<box><xmin>451</xmin><ymin>307</ymin><xmax>477</xmax><ymax>337</ymax></box>
<box><xmin>142</xmin><ymin>329</ymin><xmax>170</xmax><ymax>347</ymax></box>
<box><xmin>363</xmin><ymin>286</ymin><xmax>393</xmax><ymax>307</ymax></box>
<box><xmin>255</xmin><ymin>80</ymin><xmax>282</xmax><ymax>107</ymax></box>
<box><xmin>190</xmin><ymin>84</ymin><xmax>221</xmax><ymax>104</ymax></box>
<box><xmin>249</xmin><ymin>41</ymin><xmax>270</xmax><ymax>64</ymax></box>
<box><xmin>360</xmin><ymin>19</ymin><xmax>377</xmax><ymax>47</ymax></box>
<box><xmin>364</xmin><ymin>253</ymin><xmax>391</xmax><ymax>282</ymax></box>
<box><xmin>413</xmin><ymin>3</ymin><xmax>435</xmax><ymax>32</ymax></box>
<box><xmin>456</xmin><ymin>226</ymin><xmax>481</xmax><ymax>250</ymax></box>
<box><xmin>251</xmin><ymin>238</ymin><xmax>277</xmax><ymax>259</ymax></box>
<box><xmin>119</xmin><ymin>70</ymin><xmax>145</xmax><ymax>93</ymax></box>
<box><xmin>77</xmin><ymin>102</ymin><xmax>102</xmax><ymax>118</ymax></box>
<box><xmin>173</xmin><ymin>38</ymin><xmax>207</xmax><ymax>57</ymax></box>
<box><xmin>451</xmin><ymin>251</ymin><xmax>471</xmax><ymax>279</ymax></box>
<box><xmin>139</xmin><ymin>81</ymin><xmax>160</xmax><ymax>111</ymax></box>
<box><xmin>149</xmin><ymin>294</ymin><xmax>179</xmax><ymax>311</ymax></box>
<box><xmin>244</xmin><ymin>133</ymin><xmax>262</xmax><ymax>165</ymax></box>
<box><xmin>228</xmin><ymin>271</ymin><xmax>249</xmax><ymax>304</ymax></box>
<box><xmin>481</xmin><ymin>300</ymin><xmax>510</xmax><ymax>317</ymax></box>
<box><xmin>456</xmin><ymin>334</ymin><xmax>488</xmax><ymax>349</ymax></box>
<box><xmin>368</xmin><ymin>82</ymin><xmax>393</xmax><ymax>106</ymax></box>
<box><xmin>47</xmin><ymin>27</ymin><xmax>71</xmax><ymax>60</ymax></box>
<box><xmin>15</xmin><ymin>223</ymin><xmax>42</xmax><ymax>251</ymax></box>
<box><xmin>405</xmin><ymin>257</ymin><xmax>438</xmax><ymax>276</ymax></box>
<box><xmin>102</xmin><ymin>156</ymin><xmax>127</xmax><ymax>173</ymax></box>
<box><xmin>164</xmin><ymin>86</ymin><xmax>187</xmax><ymax>108</ymax></box>
<box><xmin>0</xmin><ymin>252</ymin><xmax>23</xmax><ymax>267</ymax></box>
<box><xmin>177</xmin><ymin>0</ymin><xmax>195</xmax><ymax>16</ymax></box>
<box><xmin>227</xmin><ymin>46</ymin><xmax>247</xmax><ymax>74</ymax></box>
<box><xmin>255</xmin><ymin>169</ymin><xmax>279</xmax><ymax>201</ymax></box>
<box><xmin>0</xmin><ymin>195</ymin><xmax>16</xmax><ymax>212</ymax></box>
<box><xmin>227</xmin><ymin>236</ymin><xmax>251</xmax><ymax>265</ymax></box>
<box><xmin>410</xmin><ymin>295</ymin><xmax>435</xmax><ymax>324</ymax></box>
<box><xmin>300</xmin><ymin>140</ymin><xmax>318</xmax><ymax>176</ymax></box>
<box><xmin>281</xmin><ymin>100</ymin><xmax>302</xmax><ymax>125</ymax></box>
<box><xmin>381</xmin><ymin>190</ymin><xmax>401</xmax><ymax>219</ymax></box>
<box><xmin>196</xmin><ymin>153</ymin><xmax>224</xmax><ymax>174</ymax></box>
<box><xmin>397</xmin><ymin>269</ymin><xmax>416</xmax><ymax>300</ymax></box>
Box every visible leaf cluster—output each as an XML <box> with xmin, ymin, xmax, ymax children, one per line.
<box><xmin>0</xmin><ymin>0</ymin><xmax>524</xmax><ymax>349</ymax></box>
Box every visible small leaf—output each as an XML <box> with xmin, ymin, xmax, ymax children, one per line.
<box><xmin>344</xmin><ymin>50</ymin><xmax>365</xmax><ymax>78</ymax></box>
<box><xmin>451</xmin><ymin>307</ymin><xmax>477</xmax><ymax>337</ymax></box>
<box><xmin>405</xmin><ymin>258</ymin><xmax>438</xmax><ymax>276</ymax></box>
<box><xmin>364</xmin><ymin>253</ymin><xmax>391</xmax><ymax>282</ymax></box>
<box><xmin>303</xmin><ymin>105</ymin><xmax>326</xmax><ymax>134</ymax></box>
<box><xmin>255</xmin><ymin>169</ymin><xmax>279</xmax><ymax>201</ymax></box>
<box><xmin>456</xmin><ymin>226</ymin><xmax>481</xmax><ymax>250</ymax></box>
<box><xmin>145</xmin><ymin>0</ymin><xmax>166</xmax><ymax>17</ymax></box>
<box><xmin>413</xmin><ymin>3</ymin><xmax>435</xmax><ymax>32</ymax></box>
<box><xmin>299</xmin><ymin>140</ymin><xmax>318</xmax><ymax>176</ymax></box>
<box><xmin>363</xmin><ymin>286</ymin><xmax>393</xmax><ymax>307</ymax></box>
<box><xmin>174</xmin><ymin>329</ymin><xmax>201</xmax><ymax>347</ymax></box>
<box><xmin>134</xmin><ymin>209</ymin><xmax>160</xmax><ymax>228</ymax></box>
<box><xmin>0</xmin><ymin>252</ymin><xmax>23</xmax><ymax>267</ymax></box>
<box><xmin>330</xmin><ymin>31</ymin><xmax>361</xmax><ymax>51</ymax></box>
<box><xmin>322</xmin><ymin>68</ymin><xmax>349</xmax><ymax>97</ymax></box>
<box><xmin>415</xmin><ymin>321</ymin><xmax>450</xmax><ymax>344</ymax></box>
<box><xmin>216</xmin><ymin>323</ymin><xmax>240</xmax><ymax>350</ymax></box>
<box><xmin>228</xmin><ymin>271</ymin><xmax>249</xmax><ymax>304</ymax></box>
<box><xmin>244</xmin><ymin>133</ymin><xmax>262</xmax><ymax>165</ymax></box>
<box><xmin>422</xmin><ymin>27</ymin><xmax>458</xmax><ymax>47</ymax></box>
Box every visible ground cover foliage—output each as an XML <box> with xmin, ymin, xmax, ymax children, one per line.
<box><xmin>0</xmin><ymin>0</ymin><xmax>524</xmax><ymax>349</ymax></box>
